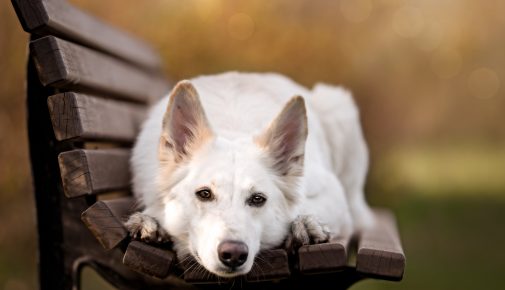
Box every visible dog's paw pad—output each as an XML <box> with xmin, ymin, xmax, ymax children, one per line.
<box><xmin>124</xmin><ymin>212</ymin><xmax>170</xmax><ymax>243</ymax></box>
<box><xmin>286</xmin><ymin>215</ymin><xmax>330</xmax><ymax>250</ymax></box>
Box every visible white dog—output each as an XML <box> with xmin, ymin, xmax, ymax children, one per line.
<box><xmin>125</xmin><ymin>72</ymin><xmax>374</xmax><ymax>278</ymax></box>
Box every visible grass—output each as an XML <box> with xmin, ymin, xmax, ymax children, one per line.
<box><xmin>369</xmin><ymin>144</ymin><xmax>505</xmax><ymax>198</ymax></box>
<box><xmin>354</xmin><ymin>196</ymin><xmax>505</xmax><ymax>290</ymax></box>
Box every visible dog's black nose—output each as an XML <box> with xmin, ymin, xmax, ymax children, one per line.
<box><xmin>218</xmin><ymin>240</ymin><xmax>249</xmax><ymax>268</ymax></box>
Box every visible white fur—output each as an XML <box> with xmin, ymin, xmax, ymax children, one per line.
<box><xmin>129</xmin><ymin>72</ymin><xmax>374</xmax><ymax>277</ymax></box>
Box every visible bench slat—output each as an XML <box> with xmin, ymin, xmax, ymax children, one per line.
<box><xmin>30</xmin><ymin>36</ymin><xmax>169</xmax><ymax>103</ymax></box>
<box><xmin>180</xmin><ymin>258</ymin><xmax>219</xmax><ymax>284</ymax></box>
<box><xmin>81</xmin><ymin>197</ymin><xmax>136</xmax><ymax>250</ymax></box>
<box><xmin>356</xmin><ymin>209</ymin><xmax>405</xmax><ymax>280</ymax></box>
<box><xmin>246</xmin><ymin>249</ymin><xmax>290</xmax><ymax>282</ymax></box>
<box><xmin>182</xmin><ymin>249</ymin><xmax>290</xmax><ymax>284</ymax></box>
<box><xmin>12</xmin><ymin>0</ymin><xmax>162</xmax><ymax>71</ymax></box>
<box><xmin>298</xmin><ymin>236</ymin><xmax>350</xmax><ymax>274</ymax></box>
<box><xmin>123</xmin><ymin>241</ymin><xmax>175</xmax><ymax>279</ymax></box>
<box><xmin>58</xmin><ymin>149</ymin><xmax>130</xmax><ymax>198</ymax></box>
<box><xmin>47</xmin><ymin>92</ymin><xmax>146</xmax><ymax>142</ymax></box>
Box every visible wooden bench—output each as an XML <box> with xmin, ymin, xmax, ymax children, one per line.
<box><xmin>11</xmin><ymin>1</ymin><xmax>405</xmax><ymax>289</ymax></box>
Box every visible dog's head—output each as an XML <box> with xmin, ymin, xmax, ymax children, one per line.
<box><xmin>156</xmin><ymin>80</ymin><xmax>307</xmax><ymax>277</ymax></box>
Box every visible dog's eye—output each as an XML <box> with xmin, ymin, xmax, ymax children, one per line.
<box><xmin>247</xmin><ymin>193</ymin><xmax>267</xmax><ymax>207</ymax></box>
<box><xmin>195</xmin><ymin>188</ymin><xmax>214</xmax><ymax>201</ymax></box>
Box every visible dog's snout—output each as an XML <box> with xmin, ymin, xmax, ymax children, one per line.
<box><xmin>217</xmin><ymin>240</ymin><xmax>248</xmax><ymax>268</ymax></box>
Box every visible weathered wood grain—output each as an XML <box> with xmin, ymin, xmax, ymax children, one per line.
<box><xmin>356</xmin><ymin>209</ymin><xmax>405</xmax><ymax>280</ymax></box>
<box><xmin>11</xmin><ymin>0</ymin><xmax>163</xmax><ymax>71</ymax></box>
<box><xmin>181</xmin><ymin>259</ymin><xmax>219</xmax><ymax>284</ymax></box>
<box><xmin>22</xmin><ymin>53</ymin><xmax>163</xmax><ymax>289</ymax></box>
<box><xmin>58</xmin><ymin>148</ymin><xmax>131</xmax><ymax>198</ymax></box>
<box><xmin>47</xmin><ymin>92</ymin><xmax>146</xmax><ymax>142</ymax></box>
<box><xmin>30</xmin><ymin>36</ymin><xmax>169</xmax><ymax>103</ymax></box>
<box><xmin>81</xmin><ymin>197</ymin><xmax>136</xmax><ymax>250</ymax></box>
<box><xmin>298</xmin><ymin>236</ymin><xmax>350</xmax><ymax>274</ymax></box>
<box><xmin>123</xmin><ymin>241</ymin><xmax>176</xmax><ymax>279</ymax></box>
<box><xmin>245</xmin><ymin>249</ymin><xmax>290</xmax><ymax>282</ymax></box>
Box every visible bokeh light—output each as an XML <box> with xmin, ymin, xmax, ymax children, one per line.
<box><xmin>339</xmin><ymin>0</ymin><xmax>373</xmax><ymax>23</ymax></box>
<box><xmin>392</xmin><ymin>6</ymin><xmax>425</xmax><ymax>38</ymax></box>
<box><xmin>416</xmin><ymin>20</ymin><xmax>444</xmax><ymax>51</ymax></box>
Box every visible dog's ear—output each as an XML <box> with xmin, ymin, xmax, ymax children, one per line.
<box><xmin>256</xmin><ymin>96</ymin><xmax>308</xmax><ymax>177</ymax></box>
<box><xmin>160</xmin><ymin>80</ymin><xmax>213</xmax><ymax>163</ymax></box>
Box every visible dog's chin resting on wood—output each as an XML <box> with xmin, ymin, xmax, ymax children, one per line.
<box><xmin>125</xmin><ymin>72</ymin><xmax>374</xmax><ymax>278</ymax></box>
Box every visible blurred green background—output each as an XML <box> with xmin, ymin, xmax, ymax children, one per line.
<box><xmin>1</xmin><ymin>0</ymin><xmax>504</xmax><ymax>289</ymax></box>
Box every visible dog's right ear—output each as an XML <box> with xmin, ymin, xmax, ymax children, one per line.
<box><xmin>159</xmin><ymin>80</ymin><xmax>213</xmax><ymax>163</ymax></box>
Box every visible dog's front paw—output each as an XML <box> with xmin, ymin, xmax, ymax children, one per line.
<box><xmin>285</xmin><ymin>215</ymin><xmax>330</xmax><ymax>251</ymax></box>
<box><xmin>124</xmin><ymin>212</ymin><xmax>171</xmax><ymax>243</ymax></box>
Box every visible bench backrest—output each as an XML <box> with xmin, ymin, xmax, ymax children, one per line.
<box><xmin>12</xmin><ymin>0</ymin><xmax>172</xmax><ymax>289</ymax></box>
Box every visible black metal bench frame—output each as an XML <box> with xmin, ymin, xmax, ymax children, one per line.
<box><xmin>11</xmin><ymin>1</ymin><xmax>405</xmax><ymax>289</ymax></box>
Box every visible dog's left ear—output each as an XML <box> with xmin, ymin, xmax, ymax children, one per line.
<box><xmin>255</xmin><ymin>96</ymin><xmax>308</xmax><ymax>177</ymax></box>
<box><xmin>160</xmin><ymin>80</ymin><xmax>213</xmax><ymax>163</ymax></box>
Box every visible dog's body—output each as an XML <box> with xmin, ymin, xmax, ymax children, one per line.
<box><xmin>126</xmin><ymin>72</ymin><xmax>373</xmax><ymax>277</ymax></box>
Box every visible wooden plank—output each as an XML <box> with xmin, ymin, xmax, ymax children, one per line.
<box><xmin>356</xmin><ymin>209</ymin><xmax>405</xmax><ymax>280</ymax></box>
<box><xmin>47</xmin><ymin>92</ymin><xmax>146</xmax><ymax>142</ymax></box>
<box><xmin>30</xmin><ymin>36</ymin><xmax>169</xmax><ymax>103</ymax></box>
<box><xmin>123</xmin><ymin>241</ymin><xmax>176</xmax><ymax>279</ymax></box>
<box><xmin>58</xmin><ymin>149</ymin><xmax>130</xmax><ymax>198</ymax></box>
<box><xmin>180</xmin><ymin>258</ymin><xmax>219</xmax><ymax>284</ymax></box>
<box><xmin>182</xmin><ymin>249</ymin><xmax>290</xmax><ymax>283</ymax></box>
<box><xmin>298</xmin><ymin>237</ymin><xmax>350</xmax><ymax>274</ymax></box>
<box><xmin>81</xmin><ymin>197</ymin><xmax>136</xmax><ymax>250</ymax></box>
<box><xmin>245</xmin><ymin>249</ymin><xmax>290</xmax><ymax>282</ymax></box>
<box><xmin>11</xmin><ymin>0</ymin><xmax>163</xmax><ymax>71</ymax></box>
